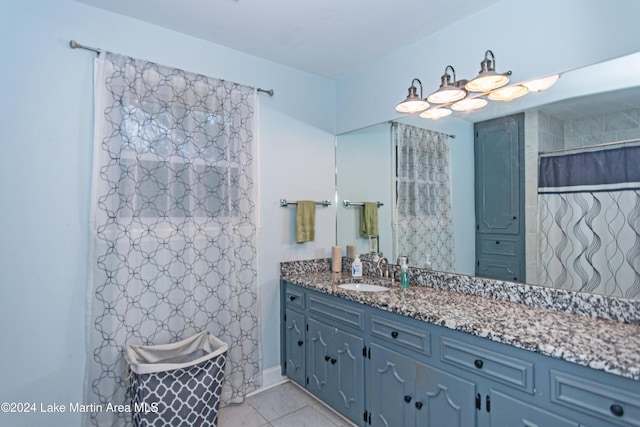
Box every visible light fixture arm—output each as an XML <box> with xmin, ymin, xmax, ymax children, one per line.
<box><xmin>410</xmin><ymin>78</ymin><xmax>423</xmax><ymax>98</ymax></box>
<box><xmin>439</xmin><ymin>65</ymin><xmax>457</xmax><ymax>87</ymax></box>
<box><xmin>481</xmin><ymin>50</ymin><xmax>496</xmax><ymax>73</ymax></box>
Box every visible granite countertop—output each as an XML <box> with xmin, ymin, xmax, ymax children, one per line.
<box><xmin>282</xmin><ymin>271</ymin><xmax>640</xmax><ymax>381</ymax></box>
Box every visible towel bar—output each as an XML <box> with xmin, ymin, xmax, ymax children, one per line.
<box><xmin>343</xmin><ymin>200</ymin><xmax>384</xmax><ymax>208</ymax></box>
<box><xmin>280</xmin><ymin>199</ymin><xmax>332</xmax><ymax>207</ymax></box>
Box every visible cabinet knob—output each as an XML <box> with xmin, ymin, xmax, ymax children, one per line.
<box><xmin>610</xmin><ymin>404</ymin><xmax>624</xmax><ymax>417</ymax></box>
<box><xmin>330</xmin><ymin>358</ymin><xmax>337</xmax><ymax>365</ymax></box>
<box><xmin>324</xmin><ymin>355</ymin><xmax>331</xmax><ymax>362</ymax></box>
<box><xmin>391</xmin><ymin>331</ymin><xmax>399</xmax><ymax>339</ymax></box>
<box><xmin>474</xmin><ymin>359</ymin><xmax>484</xmax><ymax>369</ymax></box>
<box><xmin>415</xmin><ymin>401</ymin><xmax>423</xmax><ymax>410</ymax></box>
<box><xmin>289</xmin><ymin>295</ymin><xmax>296</xmax><ymax>301</ymax></box>
<box><xmin>496</xmin><ymin>241</ymin><xmax>500</xmax><ymax>245</ymax></box>
<box><xmin>297</xmin><ymin>340</ymin><xmax>304</xmax><ymax>347</ymax></box>
<box><xmin>404</xmin><ymin>395</ymin><xmax>412</xmax><ymax>403</ymax></box>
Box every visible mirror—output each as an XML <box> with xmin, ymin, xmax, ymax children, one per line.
<box><xmin>336</xmin><ymin>51</ymin><xmax>640</xmax><ymax>299</ymax></box>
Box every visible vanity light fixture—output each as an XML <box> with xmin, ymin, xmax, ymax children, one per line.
<box><xmin>465</xmin><ymin>50</ymin><xmax>512</xmax><ymax>92</ymax></box>
<box><xmin>488</xmin><ymin>84</ymin><xmax>529</xmax><ymax>102</ymax></box>
<box><xmin>395</xmin><ymin>50</ymin><xmax>560</xmax><ymax>120</ymax></box>
<box><xmin>427</xmin><ymin>66</ymin><xmax>467</xmax><ymax>104</ymax></box>
<box><xmin>396</xmin><ymin>78</ymin><xmax>430</xmax><ymax>113</ymax></box>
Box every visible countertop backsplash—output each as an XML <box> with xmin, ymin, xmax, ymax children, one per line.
<box><xmin>281</xmin><ymin>257</ymin><xmax>640</xmax><ymax>325</ymax></box>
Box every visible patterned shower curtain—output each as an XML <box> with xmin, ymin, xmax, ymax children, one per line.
<box><xmin>537</xmin><ymin>145</ymin><xmax>640</xmax><ymax>298</ymax></box>
<box><xmin>394</xmin><ymin>123</ymin><xmax>455</xmax><ymax>271</ymax></box>
<box><xmin>85</xmin><ymin>52</ymin><xmax>261</xmax><ymax>426</ymax></box>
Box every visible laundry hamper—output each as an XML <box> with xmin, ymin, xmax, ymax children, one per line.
<box><xmin>124</xmin><ymin>331</ymin><xmax>228</xmax><ymax>427</ymax></box>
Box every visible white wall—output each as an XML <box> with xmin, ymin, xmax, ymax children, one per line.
<box><xmin>0</xmin><ymin>1</ymin><xmax>335</xmax><ymax>425</ymax></box>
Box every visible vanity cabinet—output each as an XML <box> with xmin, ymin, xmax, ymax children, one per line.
<box><xmin>280</xmin><ymin>280</ymin><xmax>640</xmax><ymax>427</ymax></box>
<box><xmin>281</xmin><ymin>281</ymin><xmax>365</xmax><ymax>424</ymax></box>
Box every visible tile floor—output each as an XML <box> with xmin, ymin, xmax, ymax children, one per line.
<box><xmin>218</xmin><ymin>381</ymin><xmax>356</xmax><ymax>427</ymax></box>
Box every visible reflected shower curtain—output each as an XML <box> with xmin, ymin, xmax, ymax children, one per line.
<box><xmin>394</xmin><ymin>123</ymin><xmax>455</xmax><ymax>271</ymax></box>
<box><xmin>85</xmin><ymin>52</ymin><xmax>260</xmax><ymax>426</ymax></box>
<box><xmin>537</xmin><ymin>145</ymin><xmax>640</xmax><ymax>298</ymax></box>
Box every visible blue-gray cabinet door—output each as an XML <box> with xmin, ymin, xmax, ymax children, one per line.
<box><xmin>307</xmin><ymin>317</ymin><xmax>365</xmax><ymax>424</ymax></box>
<box><xmin>284</xmin><ymin>308</ymin><xmax>306</xmax><ymax>387</ymax></box>
<box><xmin>475</xmin><ymin>114</ymin><xmax>523</xmax><ymax>235</ymax></box>
<box><xmin>415</xmin><ymin>362</ymin><xmax>477</xmax><ymax>427</ymax></box>
<box><xmin>369</xmin><ymin>343</ymin><xmax>416</xmax><ymax>427</ymax></box>
<box><xmin>333</xmin><ymin>325</ymin><xmax>365</xmax><ymax>423</ymax></box>
<box><xmin>307</xmin><ymin>317</ymin><xmax>333</xmax><ymax>403</ymax></box>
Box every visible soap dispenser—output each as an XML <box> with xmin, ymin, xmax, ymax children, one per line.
<box><xmin>351</xmin><ymin>255</ymin><xmax>363</xmax><ymax>277</ymax></box>
<box><xmin>400</xmin><ymin>257</ymin><xmax>409</xmax><ymax>289</ymax></box>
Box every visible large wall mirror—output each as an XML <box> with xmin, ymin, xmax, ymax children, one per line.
<box><xmin>336</xmin><ymin>51</ymin><xmax>640</xmax><ymax>299</ymax></box>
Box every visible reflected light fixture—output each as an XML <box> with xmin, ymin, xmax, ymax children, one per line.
<box><xmin>465</xmin><ymin>50</ymin><xmax>511</xmax><ymax>93</ymax></box>
<box><xmin>427</xmin><ymin>66</ymin><xmax>467</xmax><ymax>104</ymax></box>
<box><xmin>451</xmin><ymin>97</ymin><xmax>488</xmax><ymax>111</ymax></box>
<box><xmin>396</xmin><ymin>78</ymin><xmax>430</xmax><ymax>113</ymax></box>
<box><xmin>488</xmin><ymin>84</ymin><xmax>529</xmax><ymax>102</ymax></box>
<box><xmin>522</xmin><ymin>74</ymin><xmax>560</xmax><ymax>92</ymax></box>
<box><xmin>419</xmin><ymin>107</ymin><xmax>452</xmax><ymax>120</ymax></box>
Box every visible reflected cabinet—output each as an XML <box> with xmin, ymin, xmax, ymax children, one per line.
<box><xmin>475</xmin><ymin>113</ymin><xmax>526</xmax><ymax>283</ymax></box>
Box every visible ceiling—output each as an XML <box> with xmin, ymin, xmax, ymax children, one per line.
<box><xmin>74</xmin><ymin>0</ymin><xmax>501</xmax><ymax>79</ymax></box>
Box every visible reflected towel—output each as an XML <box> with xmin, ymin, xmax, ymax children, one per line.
<box><xmin>296</xmin><ymin>201</ymin><xmax>316</xmax><ymax>243</ymax></box>
<box><xmin>360</xmin><ymin>202</ymin><xmax>379</xmax><ymax>237</ymax></box>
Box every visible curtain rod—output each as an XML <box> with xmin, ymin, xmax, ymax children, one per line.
<box><xmin>69</xmin><ymin>40</ymin><xmax>274</xmax><ymax>97</ymax></box>
<box><xmin>389</xmin><ymin>121</ymin><xmax>456</xmax><ymax>139</ymax></box>
<box><xmin>539</xmin><ymin>137</ymin><xmax>640</xmax><ymax>156</ymax></box>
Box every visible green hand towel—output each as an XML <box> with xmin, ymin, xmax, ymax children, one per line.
<box><xmin>296</xmin><ymin>201</ymin><xmax>316</xmax><ymax>243</ymax></box>
<box><xmin>360</xmin><ymin>202</ymin><xmax>379</xmax><ymax>237</ymax></box>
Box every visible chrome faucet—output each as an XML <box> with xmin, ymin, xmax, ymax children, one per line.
<box><xmin>376</xmin><ymin>257</ymin><xmax>389</xmax><ymax>278</ymax></box>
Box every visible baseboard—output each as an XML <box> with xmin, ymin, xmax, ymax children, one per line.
<box><xmin>247</xmin><ymin>365</ymin><xmax>288</xmax><ymax>397</ymax></box>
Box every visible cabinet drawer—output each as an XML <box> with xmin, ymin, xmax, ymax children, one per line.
<box><xmin>479</xmin><ymin>236</ymin><xmax>518</xmax><ymax>256</ymax></box>
<box><xmin>550</xmin><ymin>369</ymin><xmax>640</xmax><ymax>426</ymax></box>
<box><xmin>440</xmin><ymin>336</ymin><xmax>534</xmax><ymax>393</ymax></box>
<box><xmin>285</xmin><ymin>286</ymin><xmax>305</xmax><ymax>310</ymax></box>
<box><xmin>491</xmin><ymin>390</ymin><xmax>579</xmax><ymax>427</ymax></box>
<box><xmin>370</xmin><ymin>314</ymin><xmax>431</xmax><ymax>357</ymax></box>
<box><xmin>308</xmin><ymin>294</ymin><xmax>364</xmax><ymax>330</ymax></box>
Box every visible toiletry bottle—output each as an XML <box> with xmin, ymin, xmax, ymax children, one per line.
<box><xmin>400</xmin><ymin>258</ymin><xmax>409</xmax><ymax>289</ymax></box>
<box><xmin>425</xmin><ymin>255</ymin><xmax>432</xmax><ymax>270</ymax></box>
<box><xmin>352</xmin><ymin>256</ymin><xmax>363</xmax><ymax>277</ymax></box>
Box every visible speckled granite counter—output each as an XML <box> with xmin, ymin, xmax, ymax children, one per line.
<box><xmin>281</xmin><ymin>268</ymin><xmax>640</xmax><ymax>382</ymax></box>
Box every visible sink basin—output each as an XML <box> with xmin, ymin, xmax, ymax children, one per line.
<box><xmin>337</xmin><ymin>283</ymin><xmax>390</xmax><ymax>292</ymax></box>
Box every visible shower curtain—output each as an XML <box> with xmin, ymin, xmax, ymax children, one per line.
<box><xmin>85</xmin><ymin>52</ymin><xmax>261</xmax><ymax>426</ymax></box>
<box><xmin>537</xmin><ymin>145</ymin><xmax>640</xmax><ymax>298</ymax></box>
<box><xmin>394</xmin><ymin>123</ymin><xmax>455</xmax><ymax>271</ymax></box>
